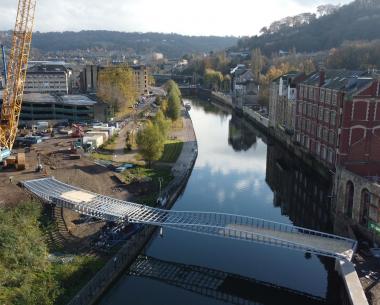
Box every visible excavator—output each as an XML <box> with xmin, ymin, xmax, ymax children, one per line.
<box><xmin>0</xmin><ymin>0</ymin><xmax>37</xmax><ymax>170</ymax></box>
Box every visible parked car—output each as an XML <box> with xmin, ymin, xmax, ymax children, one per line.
<box><xmin>115</xmin><ymin>163</ymin><xmax>135</xmax><ymax>173</ymax></box>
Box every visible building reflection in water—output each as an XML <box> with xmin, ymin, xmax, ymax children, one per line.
<box><xmin>266</xmin><ymin>142</ymin><xmax>334</xmax><ymax>233</ymax></box>
<box><xmin>226</xmin><ymin>113</ymin><xmax>345</xmax><ymax>305</ymax></box>
<box><xmin>228</xmin><ymin>115</ymin><xmax>257</xmax><ymax>152</ymax></box>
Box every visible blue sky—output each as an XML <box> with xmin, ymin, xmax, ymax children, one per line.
<box><xmin>0</xmin><ymin>0</ymin><xmax>352</xmax><ymax>36</ymax></box>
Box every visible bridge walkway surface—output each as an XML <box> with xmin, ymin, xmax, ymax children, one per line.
<box><xmin>23</xmin><ymin>177</ymin><xmax>357</xmax><ymax>261</ymax></box>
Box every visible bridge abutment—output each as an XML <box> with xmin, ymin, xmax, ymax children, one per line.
<box><xmin>335</xmin><ymin>259</ymin><xmax>369</xmax><ymax>305</ymax></box>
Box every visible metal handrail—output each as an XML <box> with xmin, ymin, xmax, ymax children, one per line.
<box><xmin>22</xmin><ymin>177</ymin><xmax>357</xmax><ymax>261</ymax></box>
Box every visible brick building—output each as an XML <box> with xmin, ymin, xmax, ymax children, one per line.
<box><xmin>295</xmin><ymin>70</ymin><xmax>380</xmax><ymax>177</ymax></box>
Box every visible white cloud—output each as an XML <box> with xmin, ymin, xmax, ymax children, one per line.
<box><xmin>0</xmin><ymin>0</ymin><xmax>352</xmax><ymax>36</ymax></box>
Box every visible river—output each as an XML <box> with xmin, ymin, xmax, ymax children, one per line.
<box><xmin>98</xmin><ymin>97</ymin><xmax>344</xmax><ymax>305</ymax></box>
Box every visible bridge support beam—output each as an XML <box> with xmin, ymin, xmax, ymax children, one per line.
<box><xmin>335</xmin><ymin>259</ymin><xmax>369</xmax><ymax>305</ymax></box>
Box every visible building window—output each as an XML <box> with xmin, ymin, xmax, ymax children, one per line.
<box><xmin>305</xmin><ymin>136</ymin><xmax>310</xmax><ymax>149</ymax></box>
<box><xmin>302</xmin><ymin>103</ymin><xmax>306</xmax><ymax>115</ymax></box>
<box><xmin>320</xmin><ymin>89</ymin><xmax>325</xmax><ymax>103</ymax></box>
<box><xmin>323</xmin><ymin>128</ymin><xmax>329</xmax><ymax>142</ymax></box>
<box><xmin>307</xmin><ymin>103</ymin><xmax>312</xmax><ymax>117</ymax></box>
<box><xmin>321</xmin><ymin>145</ymin><xmax>326</xmax><ymax>160</ymax></box>
<box><xmin>324</xmin><ymin>109</ymin><xmax>330</xmax><ymax>123</ymax></box>
<box><xmin>298</xmin><ymin>102</ymin><xmax>303</xmax><ymax>114</ymax></box>
<box><xmin>326</xmin><ymin>90</ymin><xmax>331</xmax><ymax>104</ymax></box>
<box><xmin>329</xmin><ymin>131</ymin><xmax>336</xmax><ymax>145</ymax></box>
<box><xmin>332</xmin><ymin>92</ymin><xmax>338</xmax><ymax>106</ymax></box>
<box><xmin>345</xmin><ymin>181</ymin><xmax>354</xmax><ymax>218</ymax></box>
<box><xmin>317</xmin><ymin>125</ymin><xmax>322</xmax><ymax>139</ymax></box>
<box><xmin>314</xmin><ymin>88</ymin><xmax>319</xmax><ymax>102</ymax></box>
<box><xmin>318</xmin><ymin>107</ymin><xmax>324</xmax><ymax>121</ymax></box>
<box><xmin>361</xmin><ymin>189</ymin><xmax>371</xmax><ymax>226</ymax></box>
<box><xmin>330</xmin><ymin>111</ymin><xmax>336</xmax><ymax>126</ymax></box>
<box><xmin>369</xmin><ymin>199</ymin><xmax>379</xmax><ymax>223</ymax></box>
<box><xmin>316</xmin><ymin>142</ymin><xmax>321</xmax><ymax>155</ymax></box>
<box><xmin>306</xmin><ymin>119</ymin><xmax>311</xmax><ymax>133</ymax></box>
<box><xmin>300</xmin><ymin>86</ymin><xmax>304</xmax><ymax>98</ymax></box>
<box><xmin>327</xmin><ymin>149</ymin><xmax>333</xmax><ymax>163</ymax></box>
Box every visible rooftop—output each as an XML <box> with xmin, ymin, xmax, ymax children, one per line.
<box><xmin>27</xmin><ymin>64</ymin><xmax>69</xmax><ymax>75</ymax></box>
<box><xmin>302</xmin><ymin>70</ymin><xmax>371</xmax><ymax>92</ymax></box>
<box><xmin>0</xmin><ymin>91</ymin><xmax>97</xmax><ymax>106</ymax></box>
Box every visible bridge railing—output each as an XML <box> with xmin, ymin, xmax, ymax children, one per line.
<box><xmin>23</xmin><ymin>177</ymin><xmax>357</xmax><ymax>261</ymax></box>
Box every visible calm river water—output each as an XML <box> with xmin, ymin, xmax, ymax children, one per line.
<box><xmin>98</xmin><ymin>98</ymin><xmax>344</xmax><ymax>305</ymax></box>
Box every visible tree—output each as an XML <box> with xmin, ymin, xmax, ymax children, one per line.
<box><xmin>136</xmin><ymin>121</ymin><xmax>164</xmax><ymax>167</ymax></box>
<box><xmin>153</xmin><ymin>109</ymin><xmax>170</xmax><ymax>140</ymax></box>
<box><xmin>97</xmin><ymin>65</ymin><xmax>138</xmax><ymax>115</ymax></box>
<box><xmin>165</xmin><ymin>80</ymin><xmax>181</xmax><ymax>97</ymax></box>
<box><xmin>222</xmin><ymin>75</ymin><xmax>231</xmax><ymax>92</ymax></box>
<box><xmin>204</xmin><ymin>68</ymin><xmax>223</xmax><ymax>91</ymax></box>
<box><xmin>167</xmin><ymin>91</ymin><xmax>181</xmax><ymax>121</ymax></box>
<box><xmin>251</xmin><ymin>48</ymin><xmax>264</xmax><ymax>82</ymax></box>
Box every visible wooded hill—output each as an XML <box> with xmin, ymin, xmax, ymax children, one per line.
<box><xmin>234</xmin><ymin>0</ymin><xmax>380</xmax><ymax>55</ymax></box>
<box><xmin>0</xmin><ymin>31</ymin><xmax>238</xmax><ymax>59</ymax></box>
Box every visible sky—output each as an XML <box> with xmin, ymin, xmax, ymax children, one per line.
<box><xmin>0</xmin><ymin>0</ymin><xmax>352</xmax><ymax>37</ymax></box>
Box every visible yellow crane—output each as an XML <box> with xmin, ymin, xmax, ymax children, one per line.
<box><xmin>0</xmin><ymin>0</ymin><xmax>36</xmax><ymax>169</ymax></box>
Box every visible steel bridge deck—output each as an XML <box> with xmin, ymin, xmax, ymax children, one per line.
<box><xmin>23</xmin><ymin>177</ymin><xmax>357</xmax><ymax>261</ymax></box>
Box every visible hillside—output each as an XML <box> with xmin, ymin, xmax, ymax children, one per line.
<box><xmin>234</xmin><ymin>0</ymin><xmax>380</xmax><ymax>55</ymax></box>
<box><xmin>0</xmin><ymin>31</ymin><xmax>238</xmax><ymax>59</ymax></box>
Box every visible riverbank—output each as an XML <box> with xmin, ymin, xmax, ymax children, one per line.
<box><xmin>66</xmin><ymin>106</ymin><xmax>198</xmax><ymax>305</ymax></box>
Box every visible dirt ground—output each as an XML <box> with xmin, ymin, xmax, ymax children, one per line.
<box><xmin>0</xmin><ymin>135</ymin><xmax>132</xmax><ymax>250</ymax></box>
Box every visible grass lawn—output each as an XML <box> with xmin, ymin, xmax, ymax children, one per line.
<box><xmin>90</xmin><ymin>152</ymin><xmax>114</xmax><ymax>161</ymax></box>
<box><xmin>159</xmin><ymin>140</ymin><xmax>184</xmax><ymax>163</ymax></box>
<box><xmin>100</xmin><ymin>133</ymin><xmax>119</xmax><ymax>151</ymax></box>
<box><xmin>52</xmin><ymin>255</ymin><xmax>106</xmax><ymax>305</ymax></box>
<box><xmin>123</xmin><ymin>165</ymin><xmax>173</xmax><ymax>206</ymax></box>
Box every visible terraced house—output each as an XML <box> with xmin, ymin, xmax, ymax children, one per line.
<box><xmin>295</xmin><ymin>70</ymin><xmax>380</xmax><ymax>178</ymax></box>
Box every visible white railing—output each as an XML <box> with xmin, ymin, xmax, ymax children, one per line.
<box><xmin>23</xmin><ymin>177</ymin><xmax>357</xmax><ymax>261</ymax></box>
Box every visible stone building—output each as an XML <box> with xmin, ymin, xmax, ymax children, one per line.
<box><xmin>269</xmin><ymin>72</ymin><xmax>305</xmax><ymax>137</ymax></box>
<box><xmin>131</xmin><ymin>64</ymin><xmax>149</xmax><ymax>96</ymax></box>
<box><xmin>334</xmin><ymin>166</ymin><xmax>380</xmax><ymax>243</ymax></box>
<box><xmin>80</xmin><ymin>64</ymin><xmax>150</xmax><ymax>96</ymax></box>
<box><xmin>230</xmin><ymin>65</ymin><xmax>259</xmax><ymax>107</ymax></box>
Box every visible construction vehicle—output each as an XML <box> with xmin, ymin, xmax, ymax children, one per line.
<box><xmin>71</xmin><ymin>124</ymin><xmax>85</xmax><ymax>138</ymax></box>
<box><xmin>0</xmin><ymin>0</ymin><xmax>37</xmax><ymax>170</ymax></box>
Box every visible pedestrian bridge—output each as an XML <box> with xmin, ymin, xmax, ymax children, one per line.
<box><xmin>23</xmin><ymin>177</ymin><xmax>357</xmax><ymax>261</ymax></box>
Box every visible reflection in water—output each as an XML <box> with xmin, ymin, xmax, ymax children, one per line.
<box><xmin>228</xmin><ymin>115</ymin><xmax>257</xmax><ymax>152</ymax></box>
<box><xmin>99</xmin><ymin>98</ymin><xmax>343</xmax><ymax>305</ymax></box>
<box><xmin>265</xmin><ymin>143</ymin><xmax>333</xmax><ymax>232</ymax></box>
<box><xmin>130</xmin><ymin>255</ymin><xmax>327</xmax><ymax>305</ymax></box>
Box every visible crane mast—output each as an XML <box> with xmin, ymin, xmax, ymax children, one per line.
<box><xmin>0</xmin><ymin>0</ymin><xmax>36</xmax><ymax>151</ymax></box>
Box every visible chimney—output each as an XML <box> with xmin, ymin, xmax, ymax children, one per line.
<box><xmin>319</xmin><ymin>68</ymin><xmax>326</xmax><ymax>87</ymax></box>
